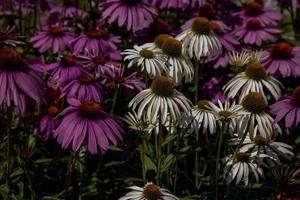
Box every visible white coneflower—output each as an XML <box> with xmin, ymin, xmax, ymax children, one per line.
<box><xmin>224</xmin><ymin>152</ymin><xmax>266</xmax><ymax>185</ymax></box>
<box><xmin>119</xmin><ymin>182</ymin><xmax>179</xmax><ymax>200</ymax></box>
<box><xmin>129</xmin><ymin>76</ymin><xmax>192</xmax><ymax>126</ymax></box>
<box><xmin>238</xmin><ymin>92</ymin><xmax>282</xmax><ymax>139</ymax></box>
<box><xmin>123</xmin><ymin>45</ymin><xmax>169</xmax><ymax>78</ymax></box>
<box><xmin>228</xmin><ymin>51</ymin><xmax>251</xmax><ymax>73</ymax></box>
<box><xmin>223</xmin><ymin>61</ymin><xmax>282</xmax><ymax>102</ymax></box>
<box><xmin>229</xmin><ymin>130</ymin><xmax>294</xmax><ymax>165</ymax></box>
<box><xmin>176</xmin><ymin>17</ymin><xmax>222</xmax><ymax>61</ymax></box>
<box><xmin>161</xmin><ymin>37</ymin><xmax>194</xmax><ymax>85</ymax></box>
<box><xmin>208</xmin><ymin>100</ymin><xmax>242</xmax><ymax>133</ymax></box>
<box><xmin>248</xmin><ymin>50</ymin><xmax>267</xmax><ymax>63</ymax></box>
<box><xmin>185</xmin><ymin>100</ymin><xmax>217</xmax><ymax>134</ymax></box>
<box><xmin>123</xmin><ymin>111</ymin><xmax>155</xmax><ymax>134</ymax></box>
<box><xmin>142</xmin><ymin>34</ymin><xmax>174</xmax><ymax>51</ymax></box>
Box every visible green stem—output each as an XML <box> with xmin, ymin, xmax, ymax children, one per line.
<box><xmin>24</xmin><ymin>164</ymin><xmax>35</xmax><ymax>200</ymax></box>
<box><xmin>6</xmin><ymin>109</ymin><xmax>12</xmax><ymax>194</ymax></box>
<box><xmin>110</xmin><ymin>86</ymin><xmax>119</xmax><ymax>115</ymax></box>
<box><xmin>173</xmin><ymin>133</ymin><xmax>180</xmax><ymax>194</ymax></box>
<box><xmin>64</xmin><ymin>151</ymin><xmax>76</xmax><ymax>199</ymax></box>
<box><xmin>140</xmin><ymin>139</ymin><xmax>146</xmax><ymax>183</ymax></box>
<box><xmin>194</xmin><ymin>61</ymin><xmax>199</xmax><ymax>104</ymax></box>
<box><xmin>144</xmin><ymin>70</ymin><xmax>149</xmax><ymax>88</ymax></box>
<box><xmin>215</xmin><ymin>121</ymin><xmax>226</xmax><ymax>200</ymax></box>
<box><xmin>156</xmin><ymin>120</ymin><xmax>163</xmax><ymax>184</ymax></box>
<box><xmin>195</xmin><ymin>128</ymin><xmax>200</xmax><ymax>190</ymax></box>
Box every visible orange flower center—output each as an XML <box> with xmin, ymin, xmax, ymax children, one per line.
<box><xmin>161</xmin><ymin>38</ymin><xmax>182</xmax><ymax>58</ymax></box>
<box><xmin>49</xmin><ymin>26</ymin><xmax>64</xmax><ymax>37</ymax></box>
<box><xmin>113</xmin><ymin>75</ymin><xmax>125</xmax><ymax>84</ymax></box>
<box><xmin>79</xmin><ymin>101</ymin><xmax>101</xmax><ymax>119</ymax></box>
<box><xmin>247</xmin><ymin>19</ymin><xmax>262</xmax><ymax>30</ymax></box>
<box><xmin>244</xmin><ymin>2</ymin><xmax>264</xmax><ymax>17</ymax></box>
<box><xmin>78</xmin><ymin>74</ymin><xmax>95</xmax><ymax>84</ymax></box>
<box><xmin>151</xmin><ymin>76</ymin><xmax>174</xmax><ymax>97</ymax></box>
<box><xmin>209</xmin><ymin>22</ymin><xmax>221</xmax><ymax>35</ymax></box>
<box><xmin>270</xmin><ymin>42</ymin><xmax>293</xmax><ymax>60</ymax></box>
<box><xmin>254</xmin><ymin>134</ymin><xmax>268</xmax><ymax>145</ymax></box>
<box><xmin>92</xmin><ymin>56</ymin><xmax>107</xmax><ymax>65</ymax></box>
<box><xmin>236</xmin><ymin>152</ymin><xmax>250</xmax><ymax>162</ymax></box>
<box><xmin>154</xmin><ymin>34</ymin><xmax>172</xmax><ymax>49</ymax></box>
<box><xmin>61</xmin><ymin>55</ymin><xmax>76</xmax><ymax>67</ymax></box>
<box><xmin>47</xmin><ymin>105</ymin><xmax>60</xmax><ymax>117</ymax></box>
<box><xmin>242</xmin><ymin>92</ymin><xmax>267</xmax><ymax>114</ymax></box>
<box><xmin>198</xmin><ymin>3</ymin><xmax>216</xmax><ymax>20</ymax></box>
<box><xmin>192</xmin><ymin>17</ymin><xmax>211</xmax><ymax>35</ymax></box>
<box><xmin>245</xmin><ymin>62</ymin><xmax>267</xmax><ymax>80</ymax></box>
<box><xmin>143</xmin><ymin>184</ymin><xmax>162</xmax><ymax>200</ymax></box>
<box><xmin>292</xmin><ymin>86</ymin><xmax>300</xmax><ymax>107</ymax></box>
<box><xmin>87</xmin><ymin>29</ymin><xmax>108</xmax><ymax>39</ymax></box>
<box><xmin>0</xmin><ymin>48</ymin><xmax>25</xmax><ymax>71</ymax></box>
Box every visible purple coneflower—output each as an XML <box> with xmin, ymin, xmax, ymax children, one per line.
<box><xmin>30</xmin><ymin>24</ymin><xmax>75</xmax><ymax>53</ymax></box>
<box><xmin>102</xmin><ymin>0</ymin><xmax>158</xmax><ymax>32</ymax></box>
<box><xmin>61</xmin><ymin>73</ymin><xmax>103</xmax><ymax>102</ymax></box>
<box><xmin>70</xmin><ymin>28</ymin><xmax>120</xmax><ymax>55</ymax></box>
<box><xmin>233</xmin><ymin>19</ymin><xmax>281</xmax><ymax>46</ymax></box>
<box><xmin>45</xmin><ymin>54</ymin><xmax>88</xmax><ymax>87</ymax></box>
<box><xmin>77</xmin><ymin>48</ymin><xmax>120</xmax><ymax>76</ymax></box>
<box><xmin>0</xmin><ymin>48</ymin><xmax>45</xmax><ymax>116</ymax></box>
<box><xmin>262</xmin><ymin>42</ymin><xmax>300</xmax><ymax>77</ymax></box>
<box><xmin>54</xmin><ymin>99</ymin><xmax>123</xmax><ymax>154</ymax></box>
<box><xmin>209</xmin><ymin>21</ymin><xmax>240</xmax><ymax>68</ymax></box>
<box><xmin>235</xmin><ymin>1</ymin><xmax>282</xmax><ymax>26</ymax></box>
<box><xmin>40</xmin><ymin>105</ymin><xmax>60</xmax><ymax>140</ymax></box>
<box><xmin>101</xmin><ymin>64</ymin><xmax>145</xmax><ymax>97</ymax></box>
<box><xmin>150</xmin><ymin>0</ymin><xmax>188</xmax><ymax>9</ymax></box>
<box><xmin>180</xmin><ymin>3</ymin><xmax>218</xmax><ymax>31</ymax></box>
<box><xmin>270</xmin><ymin>86</ymin><xmax>300</xmax><ymax>131</ymax></box>
<box><xmin>0</xmin><ymin>26</ymin><xmax>24</xmax><ymax>47</ymax></box>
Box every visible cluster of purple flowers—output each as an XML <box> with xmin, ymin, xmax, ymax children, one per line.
<box><xmin>1</xmin><ymin>1</ymin><xmax>300</xmax><ymax>197</ymax></box>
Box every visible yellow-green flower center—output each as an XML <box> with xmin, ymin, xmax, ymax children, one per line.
<box><xmin>245</xmin><ymin>62</ymin><xmax>266</xmax><ymax>80</ymax></box>
<box><xmin>151</xmin><ymin>76</ymin><xmax>174</xmax><ymax>97</ymax></box>
<box><xmin>242</xmin><ymin>92</ymin><xmax>267</xmax><ymax>114</ymax></box>
<box><xmin>292</xmin><ymin>86</ymin><xmax>300</xmax><ymax>107</ymax></box>
<box><xmin>154</xmin><ymin>34</ymin><xmax>172</xmax><ymax>49</ymax></box>
<box><xmin>140</xmin><ymin>49</ymin><xmax>154</xmax><ymax>59</ymax></box>
<box><xmin>162</xmin><ymin>38</ymin><xmax>182</xmax><ymax>58</ymax></box>
<box><xmin>197</xmin><ymin>100</ymin><xmax>210</xmax><ymax>110</ymax></box>
<box><xmin>236</xmin><ymin>152</ymin><xmax>250</xmax><ymax>162</ymax></box>
<box><xmin>191</xmin><ymin>17</ymin><xmax>211</xmax><ymax>35</ymax></box>
<box><xmin>143</xmin><ymin>184</ymin><xmax>162</xmax><ymax>200</ymax></box>
<box><xmin>218</xmin><ymin>110</ymin><xmax>233</xmax><ymax>118</ymax></box>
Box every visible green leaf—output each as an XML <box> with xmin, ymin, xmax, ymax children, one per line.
<box><xmin>162</xmin><ymin>134</ymin><xmax>177</xmax><ymax>146</ymax></box>
<box><xmin>161</xmin><ymin>154</ymin><xmax>175</xmax><ymax>173</ymax></box>
<box><xmin>145</xmin><ymin>154</ymin><xmax>156</xmax><ymax>172</ymax></box>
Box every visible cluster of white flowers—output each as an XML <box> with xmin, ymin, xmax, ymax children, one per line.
<box><xmin>119</xmin><ymin>17</ymin><xmax>294</xmax><ymax>200</ymax></box>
